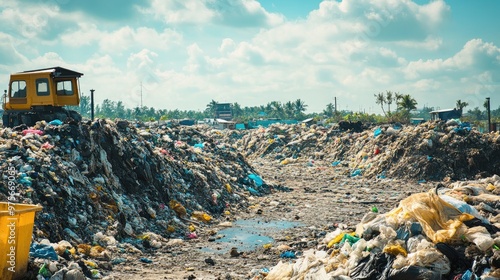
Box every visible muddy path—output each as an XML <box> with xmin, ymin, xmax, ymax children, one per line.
<box><xmin>109</xmin><ymin>158</ymin><xmax>429</xmax><ymax>280</ymax></box>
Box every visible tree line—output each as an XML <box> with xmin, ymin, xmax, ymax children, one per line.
<box><xmin>71</xmin><ymin>93</ymin><xmax>500</xmax><ymax>124</ymax></box>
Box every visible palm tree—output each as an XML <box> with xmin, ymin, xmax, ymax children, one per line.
<box><xmin>284</xmin><ymin>101</ymin><xmax>295</xmax><ymax>119</ymax></box>
<box><xmin>397</xmin><ymin>94</ymin><xmax>418</xmax><ymax>111</ymax></box>
<box><xmin>394</xmin><ymin>92</ymin><xmax>403</xmax><ymax>103</ymax></box>
<box><xmin>396</xmin><ymin>94</ymin><xmax>417</xmax><ymax>123</ymax></box>
<box><xmin>323</xmin><ymin>103</ymin><xmax>335</xmax><ymax>118</ymax></box>
<box><xmin>456</xmin><ymin>99</ymin><xmax>469</xmax><ymax>112</ymax></box>
<box><xmin>264</xmin><ymin>102</ymin><xmax>274</xmax><ymax>116</ymax></box>
<box><xmin>269</xmin><ymin>101</ymin><xmax>284</xmax><ymax>118</ymax></box>
<box><xmin>205</xmin><ymin>99</ymin><xmax>218</xmax><ymax>119</ymax></box>
<box><xmin>232</xmin><ymin>102</ymin><xmax>243</xmax><ymax>118</ymax></box>
<box><xmin>293</xmin><ymin>99</ymin><xmax>307</xmax><ymax>118</ymax></box>
<box><xmin>386</xmin><ymin>91</ymin><xmax>393</xmax><ymax>114</ymax></box>
<box><xmin>374</xmin><ymin>92</ymin><xmax>386</xmax><ymax>116</ymax></box>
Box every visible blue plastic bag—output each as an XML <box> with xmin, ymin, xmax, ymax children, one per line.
<box><xmin>194</xmin><ymin>143</ymin><xmax>204</xmax><ymax>149</ymax></box>
<box><xmin>247</xmin><ymin>174</ymin><xmax>263</xmax><ymax>187</ymax></box>
<box><xmin>351</xmin><ymin>169</ymin><xmax>362</xmax><ymax>177</ymax></box>
<box><xmin>374</xmin><ymin>127</ymin><xmax>382</xmax><ymax>137</ymax></box>
<box><xmin>280</xmin><ymin>251</ymin><xmax>296</xmax><ymax>259</ymax></box>
<box><xmin>48</xmin><ymin>119</ymin><xmax>63</xmax><ymax>126</ymax></box>
<box><xmin>30</xmin><ymin>243</ymin><xmax>58</xmax><ymax>260</ymax></box>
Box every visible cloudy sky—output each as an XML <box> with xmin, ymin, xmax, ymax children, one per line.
<box><xmin>0</xmin><ymin>0</ymin><xmax>498</xmax><ymax>114</ymax></box>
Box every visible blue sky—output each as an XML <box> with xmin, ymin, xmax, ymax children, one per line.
<box><xmin>1</xmin><ymin>0</ymin><xmax>498</xmax><ymax>114</ymax></box>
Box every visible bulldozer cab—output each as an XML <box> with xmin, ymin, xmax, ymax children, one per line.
<box><xmin>3</xmin><ymin>67</ymin><xmax>83</xmax><ymax>111</ymax></box>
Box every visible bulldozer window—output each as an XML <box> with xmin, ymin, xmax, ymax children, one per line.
<box><xmin>56</xmin><ymin>80</ymin><xmax>74</xmax><ymax>95</ymax></box>
<box><xmin>36</xmin><ymin>78</ymin><xmax>50</xmax><ymax>96</ymax></box>
<box><xmin>11</xmin><ymin>80</ymin><xmax>27</xmax><ymax>98</ymax></box>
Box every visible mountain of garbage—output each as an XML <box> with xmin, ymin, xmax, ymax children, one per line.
<box><xmin>223</xmin><ymin>120</ymin><xmax>500</xmax><ymax>181</ymax></box>
<box><xmin>1</xmin><ymin>119</ymin><xmax>271</xmax><ymax>244</ymax></box>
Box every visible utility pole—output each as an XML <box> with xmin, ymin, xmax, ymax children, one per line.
<box><xmin>334</xmin><ymin>97</ymin><xmax>337</xmax><ymax>115</ymax></box>
<box><xmin>140</xmin><ymin>82</ymin><xmax>143</xmax><ymax>108</ymax></box>
<box><xmin>486</xmin><ymin>97</ymin><xmax>491</xmax><ymax>133</ymax></box>
<box><xmin>90</xmin><ymin>89</ymin><xmax>95</xmax><ymax>120</ymax></box>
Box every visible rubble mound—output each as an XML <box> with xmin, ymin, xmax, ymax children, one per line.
<box><xmin>228</xmin><ymin>121</ymin><xmax>500</xmax><ymax>180</ymax></box>
<box><xmin>1</xmin><ymin>119</ymin><xmax>266</xmax><ymax>243</ymax></box>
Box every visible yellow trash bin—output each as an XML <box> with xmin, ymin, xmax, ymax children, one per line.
<box><xmin>0</xmin><ymin>202</ymin><xmax>43</xmax><ymax>280</ymax></box>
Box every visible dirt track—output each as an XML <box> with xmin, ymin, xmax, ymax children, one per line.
<box><xmin>109</xmin><ymin>158</ymin><xmax>430</xmax><ymax>280</ymax></box>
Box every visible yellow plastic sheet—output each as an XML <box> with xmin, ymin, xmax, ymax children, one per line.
<box><xmin>385</xmin><ymin>190</ymin><xmax>474</xmax><ymax>243</ymax></box>
<box><xmin>383</xmin><ymin>243</ymin><xmax>408</xmax><ymax>257</ymax></box>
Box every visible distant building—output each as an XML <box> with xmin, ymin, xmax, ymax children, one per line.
<box><xmin>215</xmin><ymin>103</ymin><xmax>233</xmax><ymax>121</ymax></box>
<box><xmin>430</xmin><ymin>108</ymin><xmax>462</xmax><ymax>121</ymax></box>
<box><xmin>213</xmin><ymin>118</ymin><xmax>235</xmax><ymax>130</ymax></box>
<box><xmin>410</xmin><ymin>118</ymin><xmax>425</xmax><ymax>125</ymax></box>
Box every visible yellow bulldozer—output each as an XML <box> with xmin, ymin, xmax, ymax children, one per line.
<box><xmin>2</xmin><ymin>66</ymin><xmax>83</xmax><ymax>127</ymax></box>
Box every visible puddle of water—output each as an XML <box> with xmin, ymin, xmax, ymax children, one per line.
<box><xmin>200</xmin><ymin>219</ymin><xmax>303</xmax><ymax>254</ymax></box>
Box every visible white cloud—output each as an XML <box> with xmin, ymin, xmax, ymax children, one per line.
<box><xmin>99</xmin><ymin>26</ymin><xmax>182</xmax><ymax>54</ymax></box>
<box><xmin>146</xmin><ymin>0</ymin><xmax>283</xmax><ymax>27</ymax></box>
<box><xmin>405</xmin><ymin>39</ymin><xmax>500</xmax><ymax>79</ymax></box>
<box><xmin>0</xmin><ymin>33</ymin><xmax>27</xmax><ymax>66</ymax></box>
<box><xmin>418</xmin><ymin>0</ymin><xmax>450</xmax><ymax>27</ymax></box>
<box><xmin>147</xmin><ymin>0</ymin><xmax>216</xmax><ymax>24</ymax></box>
<box><xmin>184</xmin><ymin>43</ymin><xmax>205</xmax><ymax>73</ymax></box>
<box><xmin>209</xmin><ymin>0</ymin><xmax>284</xmax><ymax>27</ymax></box>
<box><xmin>60</xmin><ymin>23</ymin><xmax>105</xmax><ymax>47</ymax></box>
<box><xmin>0</xmin><ymin>5</ymin><xmax>57</xmax><ymax>39</ymax></box>
<box><xmin>127</xmin><ymin>49</ymin><xmax>158</xmax><ymax>70</ymax></box>
<box><xmin>396</xmin><ymin>36</ymin><xmax>443</xmax><ymax>51</ymax></box>
<box><xmin>219</xmin><ymin>38</ymin><xmax>236</xmax><ymax>54</ymax></box>
<box><xmin>308</xmin><ymin>0</ymin><xmax>450</xmax><ymax>42</ymax></box>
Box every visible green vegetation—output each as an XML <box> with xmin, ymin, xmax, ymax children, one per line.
<box><xmin>71</xmin><ymin>93</ymin><xmax>499</xmax><ymax>125</ymax></box>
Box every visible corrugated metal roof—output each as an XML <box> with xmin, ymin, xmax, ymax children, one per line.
<box><xmin>429</xmin><ymin>108</ymin><xmax>457</xmax><ymax>114</ymax></box>
<box><xmin>17</xmin><ymin>66</ymin><xmax>83</xmax><ymax>78</ymax></box>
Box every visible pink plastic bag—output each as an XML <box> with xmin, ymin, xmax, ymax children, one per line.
<box><xmin>22</xmin><ymin>129</ymin><xmax>44</xmax><ymax>136</ymax></box>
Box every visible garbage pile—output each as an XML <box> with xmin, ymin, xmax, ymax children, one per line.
<box><xmin>1</xmin><ymin>119</ymin><xmax>275</xmax><ymax>279</ymax></box>
<box><xmin>228</xmin><ymin>121</ymin><xmax>500</xmax><ymax>181</ymax></box>
<box><xmin>258</xmin><ymin>176</ymin><xmax>500</xmax><ymax>280</ymax></box>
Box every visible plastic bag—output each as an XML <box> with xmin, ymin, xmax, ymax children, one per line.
<box><xmin>265</xmin><ymin>260</ymin><xmax>293</xmax><ymax>280</ymax></box>
<box><xmin>383</xmin><ymin>243</ymin><xmax>407</xmax><ymax>257</ymax></box>
<box><xmin>30</xmin><ymin>243</ymin><xmax>58</xmax><ymax>260</ymax></box>
<box><xmin>247</xmin><ymin>174</ymin><xmax>263</xmax><ymax>186</ymax></box>
<box><xmin>440</xmin><ymin>195</ymin><xmax>489</xmax><ymax>224</ymax></box>
<box><xmin>350</xmin><ymin>252</ymin><xmax>392</xmax><ymax>280</ymax></box>
<box><xmin>465</xmin><ymin>226</ymin><xmax>494</xmax><ymax>252</ymax></box>
<box><xmin>388</xmin><ymin>266</ymin><xmax>441</xmax><ymax>280</ymax></box>
<box><xmin>48</xmin><ymin>119</ymin><xmax>63</xmax><ymax>126</ymax></box>
<box><xmin>385</xmin><ymin>190</ymin><xmax>474</xmax><ymax>243</ymax></box>
<box><xmin>393</xmin><ymin>242</ymin><xmax>450</xmax><ymax>275</ymax></box>
<box><xmin>22</xmin><ymin>129</ymin><xmax>44</xmax><ymax>136</ymax></box>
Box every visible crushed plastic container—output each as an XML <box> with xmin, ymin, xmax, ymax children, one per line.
<box><xmin>0</xmin><ymin>202</ymin><xmax>43</xmax><ymax>280</ymax></box>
